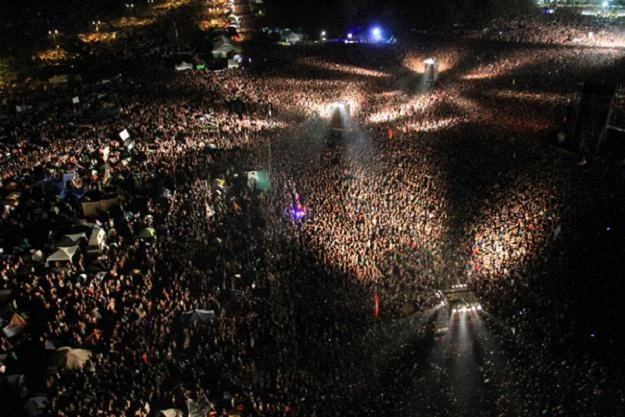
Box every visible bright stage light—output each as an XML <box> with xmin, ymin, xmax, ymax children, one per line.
<box><xmin>328</xmin><ymin>101</ymin><xmax>351</xmax><ymax>116</ymax></box>
<box><xmin>347</xmin><ymin>33</ymin><xmax>353</xmax><ymax>40</ymax></box>
<box><xmin>329</xmin><ymin>102</ymin><xmax>343</xmax><ymax>111</ymax></box>
<box><xmin>424</xmin><ymin>58</ymin><xmax>436</xmax><ymax>66</ymax></box>
<box><xmin>371</xmin><ymin>27</ymin><xmax>382</xmax><ymax>41</ymax></box>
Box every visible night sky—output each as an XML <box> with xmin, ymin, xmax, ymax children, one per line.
<box><xmin>1</xmin><ymin>0</ymin><xmax>534</xmax><ymax>34</ymax></box>
<box><xmin>262</xmin><ymin>0</ymin><xmax>534</xmax><ymax>33</ymax></box>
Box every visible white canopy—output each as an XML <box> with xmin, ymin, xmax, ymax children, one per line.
<box><xmin>119</xmin><ymin>128</ymin><xmax>130</xmax><ymax>141</ymax></box>
<box><xmin>57</xmin><ymin>232</ymin><xmax>86</xmax><ymax>247</ymax></box>
<box><xmin>51</xmin><ymin>347</ymin><xmax>92</xmax><ymax>370</ymax></box>
<box><xmin>31</xmin><ymin>249</ymin><xmax>44</xmax><ymax>263</ymax></box>
<box><xmin>160</xmin><ymin>409</ymin><xmax>183</xmax><ymax>417</ymax></box>
<box><xmin>47</xmin><ymin>246</ymin><xmax>78</xmax><ymax>263</ymax></box>
<box><xmin>88</xmin><ymin>227</ymin><xmax>106</xmax><ymax>254</ymax></box>
<box><xmin>175</xmin><ymin>62</ymin><xmax>193</xmax><ymax>71</ymax></box>
<box><xmin>283</xmin><ymin>31</ymin><xmax>303</xmax><ymax>44</ymax></box>
<box><xmin>182</xmin><ymin>309</ymin><xmax>217</xmax><ymax>326</ymax></box>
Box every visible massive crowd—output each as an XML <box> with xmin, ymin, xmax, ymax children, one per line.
<box><xmin>479</xmin><ymin>14</ymin><xmax>625</xmax><ymax>48</ymax></box>
<box><xmin>1</xmin><ymin>14</ymin><xmax>625</xmax><ymax>417</ymax></box>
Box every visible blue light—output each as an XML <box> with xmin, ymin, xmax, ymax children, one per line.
<box><xmin>291</xmin><ymin>208</ymin><xmax>306</xmax><ymax>220</ymax></box>
<box><xmin>371</xmin><ymin>27</ymin><xmax>382</xmax><ymax>41</ymax></box>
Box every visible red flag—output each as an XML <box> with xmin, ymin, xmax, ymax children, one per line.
<box><xmin>373</xmin><ymin>291</ymin><xmax>380</xmax><ymax>318</ymax></box>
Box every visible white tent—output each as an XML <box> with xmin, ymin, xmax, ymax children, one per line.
<box><xmin>160</xmin><ymin>409</ymin><xmax>183</xmax><ymax>417</ymax></box>
<box><xmin>119</xmin><ymin>128</ymin><xmax>130</xmax><ymax>141</ymax></box>
<box><xmin>212</xmin><ymin>36</ymin><xmax>241</xmax><ymax>59</ymax></box>
<box><xmin>175</xmin><ymin>62</ymin><xmax>193</xmax><ymax>71</ymax></box>
<box><xmin>51</xmin><ymin>347</ymin><xmax>92</xmax><ymax>370</ymax></box>
<box><xmin>182</xmin><ymin>309</ymin><xmax>217</xmax><ymax>326</ymax></box>
<box><xmin>57</xmin><ymin>232</ymin><xmax>86</xmax><ymax>247</ymax></box>
<box><xmin>283</xmin><ymin>31</ymin><xmax>304</xmax><ymax>44</ymax></box>
<box><xmin>47</xmin><ymin>246</ymin><xmax>78</xmax><ymax>263</ymax></box>
<box><xmin>31</xmin><ymin>249</ymin><xmax>44</xmax><ymax>263</ymax></box>
<box><xmin>87</xmin><ymin>227</ymin><xmax>106</xmax><ymax>254</ymax></box>
<box><xmin>187</xmin><ymin>398</ymin><xmax>215</xmax><ymax>417</ymax></box>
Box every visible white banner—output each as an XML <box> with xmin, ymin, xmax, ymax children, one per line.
<box><xmin>119</xmin><ymin>129</ymin><xmax>130</xmax><ymax>141</ymax></box>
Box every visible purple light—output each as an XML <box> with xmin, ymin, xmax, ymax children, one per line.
<box><xmin>294</xmin><ymin>210</ymin><xmax>306</xmax><ymax>220</ymax></box>
<box><xmin>290</xmin><ymin>204</ymin><xmax>307</xmax><ymax>221</ymax></box>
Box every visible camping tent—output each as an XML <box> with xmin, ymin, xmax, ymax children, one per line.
<box><xmin>51</xmin><ymin>347</ymin><xmax>92</xmax><ymax>370</ymax></box>
<box><xmin>187</xmin><ymin>398</ymin><xmax>215</xmax><ymax>417</ymax></box>
<box><xmin>139</xmin><ymin>228</ymin><xmax>156</xmax><ymax>239</ymax></box>
<box><xmin>2</xmin><ymin>313</ymin><xmax>28</xmax><ymax>338</ymax></box>
<box><xmin>24</xmin><ymin>395</ymin><xmax>49</xmax><ymax>417</ymax></box>
<box><xmin>181</xmin><ymin>309</ymin><xmax>217</xmax><ymax>326</ymax></box>
<box><xmin>46</xmin><ymin>246</ymin><xmax>78</xmax><ymax>263</ymax></box>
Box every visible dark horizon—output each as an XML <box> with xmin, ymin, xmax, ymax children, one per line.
<box><xmin>262</xmin><ymin>0</ymin><xmax>535</xmax><ymax>33</ymax></box>
<box><xmin>1</xmin><ymin>0</ymin><xmax>536</xmax><ymax>33</ymax></box>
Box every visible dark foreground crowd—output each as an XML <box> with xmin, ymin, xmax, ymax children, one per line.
<box><xmin>1</xmin><ymin>17</ymin><xmax>625</xmax><ymax>417</ymax></box>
